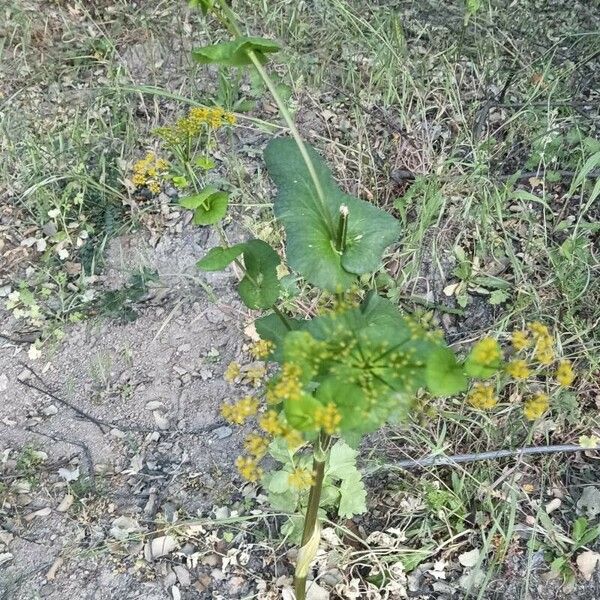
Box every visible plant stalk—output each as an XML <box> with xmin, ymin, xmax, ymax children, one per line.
<box><xmin>213</xmin><ymin>0</ymin><xmax>330</xmax><ymax>222</ymax></box>
<box><xmin>294</xmin><ymin>433</ymin><xmax>330</xmax><ymax>600</ymax></box>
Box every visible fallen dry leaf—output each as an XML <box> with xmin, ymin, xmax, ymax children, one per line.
<box><xmin>577</xmin><ymin>551</ymin><xmax>600</xmax><ymax>581</ymax></box>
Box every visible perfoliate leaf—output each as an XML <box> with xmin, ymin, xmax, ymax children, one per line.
<box><xmin>255</xmin><ymin>312</ymin><xmax>304</xmax><ymax>362</ymax></box>
<box><xmin>237</xmin><ymin>239</ymin><xmax>281</xmax><ymax>309</ymax></box>
<box><xmin>425</xmin><ymin>347</ymin><xmax>468</xmax><ymax>396</ymax></box>
<box><xmin>338</xmin><ymin>473</ymin><xmax>367</xmax><ymax>518</ymax></box>
<box><xmin>192</xmin><ymin>37</ymin><xmax>280</xmax><ymax>67</ymax></box>
<box><xmin>316</xmin><ymin>377</ymin><xmax>366</xmax><ymax>430</ymax></box>
<box><xmin>179</xmin><ymin>186</ymin><xmax>229</xmax><ymax>225</ymax></box>
<box><xmin>196</xmin><ymin>244</ymin><xmax>244</xmax><ymax>271</ymax></box>
<box><xmin>264</xmin><ymin>138</ymin><xmax>400</xmax><ymax>292</ymax></box>
<box><xmin>284</xmin><ymin>394</ymin><xmax>321</xmax><ymax>431</ymax></box>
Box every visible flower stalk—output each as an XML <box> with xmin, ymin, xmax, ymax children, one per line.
<box><xmin>294</xmin><ymin>432</ymin><xmax>330</xmax><ymax>600</ymax></box>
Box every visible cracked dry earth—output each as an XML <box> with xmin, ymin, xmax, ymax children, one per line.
<box><xmin>0</xmin><ymin>226</ymin><xmax>270</xmax><ymax>599</ymax></box>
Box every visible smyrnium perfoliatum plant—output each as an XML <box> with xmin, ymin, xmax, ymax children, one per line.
<box><xmin>180</xmin><ymin>1</ymin><xmax>577</xmax><ymax>598</ymax></box>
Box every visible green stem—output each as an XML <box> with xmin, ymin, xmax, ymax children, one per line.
<box><xmin>213</xmin><ymin>0</ymin><xmax>329</xmax><ymax>223</ymax></box>
<box><xmin>294</xmin><ymin>433</ymin><xmax>330</xmax><ymax>600</ymax></box>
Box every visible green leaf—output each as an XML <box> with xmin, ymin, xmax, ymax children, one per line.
<box><xmin>488</xmin><ymin>289</ymin><xmax>509</xmax><ymax>305</ymax></box>
<box><xmin>284</xmin><ymin>394</ymin><xmax>321</xmax><ymax>431</ymax></box>
<box><xmin>179</xmin><ymin>186</ymin><xmax>229</xmax><ymax>225</ymax></box>
<box><xmin>268</xmin><ymin>469</ymin><xmax>291</xmax><ymax>494</ymax></box>
<box><xmin>338</xmin><ymin>473</ymin><xmax>367</xmax><ymax>518</ymax></box>
<box><xmin>327</xmin><ymin>440</ymin><xmax>360</xmax><ymax>481</ymax></box>
<box><xmin>425</xmin><ymin>347</ymin><xmax>467</xmax><ymax>396</ymax></box>
<box><xmin>196</xmin><ymin>244</ymin><xmax>244</xmax><ymax>271</ymax></box>
<box><xmin>316</xmin><ymin>377</ymin><xmax>366</xmax><ymax>431</ymax></box>
<box><xmin>237</xmin><ymin>239</ymin><xmax>281</xmax><ymax>309</ymax></box>
<box><xmin>264</xmin><ymin>138</ymin><xmax>400</xmax><ymax>292</ymax></box>
<box><xmin>255</xmin><ymin>312</ymin><xmax>304</xmax><ymax>362</ymax></box>
<box><xmin>192</xmin><ymin>37</ymin><xmax>280</xmax><ymax>67</ymax></box>
<box><xmin>268</xmin><ymin>437</ymin><xmax>292</xmax><ymax>464</ymax></box>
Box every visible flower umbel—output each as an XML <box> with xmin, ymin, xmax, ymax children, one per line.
<box><xmin>250</xmin><ymin>339</ymin><xmax>274</xmax><ymax>360</ymax></box>
<box><xmin>224</xmin><ymin>361</ymin><xmax>241</xmax><ymax>383</ymax></box>
<box><xmin>555</xmin><ymin>360</ymin><xmax>575</xmax><ymax>387</ymax></box>
<box><xmin>314</xmin><ymin>403</ymin><xmax>341</xmax><ymax>434</ymax></box>
<box><xmin>235</xmin><ymin>456</ymin><xmax>262</xmax><ymax>482</ymax></box>
<box><xmin>523</xmin><ymin>392</ymin><xmax>549</xmax><ymax>421</ymax></box>
<box><xmin>220</xmin><ymin>396</ymin><xmax>259</xmax><ymax>425</ymax></box>
<box><xmin>244</xmin><ymin>433</ymin><xmax>269</xmax><ymax>458</ymax></box>
<box><xmin>506</xmin><ymin>359</ymin><xmax>530</xmax><ymax>381</ymax></box>
<box><xmin>259</xmin><ymin>410</ymin><xmax>284</xmax><ymax>436</ymax></box>
<box><xmin>288</xmin><ymin>467</ymin><xmax>315</xmax><ymax>490</ymax></box>
<box><xmin>471</xmin><ymin>337</ymin><xmax>502</xmax><ymax>366</ymax></box>
<box><xmin>511</xmin><ymin>330</ymin><xmax>530</xmax><ymax>351</ymax></box>
<box><xmin>467</xmin><ymin>383</ymin><xmax>498</xmax><ymax>410</ymax></box>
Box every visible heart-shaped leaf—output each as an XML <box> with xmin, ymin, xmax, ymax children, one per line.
<box><xmin>264</xmin><ymin>138</ymin><xmax>400</xmax><ymax>292</ymax></box>
<box><xmin>237</xmin><ymin>239</ymin><xmax>281</xmax><ymax>309</ymax></box>
<box><xmin>196</xmin><ymin>244</ymin><xmax>244</xmax><ymax>271</ymax></box>
<box><xmin>192</xmin><ymin>37</ymin><xmax>280</xmax><ymax>67</ymax></box>
<box><xmin>179</xmin><ymin>186</ymin><xmax>229</xmax><ymax>225</ymax></box>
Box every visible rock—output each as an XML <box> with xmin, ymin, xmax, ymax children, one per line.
<box><xmin>173</xmin><ymin>564</ymin><xmax>191</xmax><ymax>587</ymax></box>
<box><xmin>458</xmin><ymin>548</ymin><xmax>480</xmax><ymax>567</ymax></box>
<box><xmin>0</xmin><ymin>374</ymin><xmax>8</xmax><ymax>392</ymax></box>
<box><xmin>213</xmin><ymin>426</ymin><xmax>233</xmax><ymax>440</ymax></box>
<box><xmin>145</xmin><ymin>401</ymin><xmax>163</xmax><ymax>411</ymax></box>
<box><xmin>153</xmin><ymin>410</ymin><xmax>170</xmax><ymax>430</ymax></box>
<box><xmin>41</xmin><ymin>404</ymin><xmax>58</xmax><ymax>416</ymax></box>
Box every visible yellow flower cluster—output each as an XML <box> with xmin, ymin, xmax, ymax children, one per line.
<box><xmin>288</xmin><ymin>467</ymin><xmax>315</xmax><ymax>490</ymax></box>
<box><xmin>467</xmin><ymin>383</ymin><xmax>498</xmax><ymax>410</ymax></box>
<box><xmin>242</xmin><ymin>364</ymin><xmax>267</xmax><ymax>388</ymax></box>
<box><xmin>132</xmin><ymin>152</ymin><xmax>170</xmax><ymax>194</ymax></box>
<box><xmin>529</xmin><ymin>321</ymin><xmax>554</xmax><ymax>364</ymax></box>
<box><xmin>523</xmin><ymin>392</ymin><xmax>549</xmax><ymax>421</ymax></box>
<box><xmin>156</xmin><ymin>106</ymin><xmax>236</xmax><ymax>146</ymax></box>
<box><xmin>244</xmin><ymin>433</ymin><xmax>268</xmax><ymax>458</ymax></box>
<box><xmin>250</xmin><ymin>339</ymin><xmax>274</xmax><ymax>360</ymax></box>
<box><xmin>555</xmin><ymin>360</ymin><xmax>575</xmax><ymax>387</ymax></box>
<box><xmin>235</xmin><ymin>456</ymin><xmax>263</xmax><ymax>482</ymax></box>
<box><xmin>471</xmin><ymin>337</ymin><xmax>502</xmax><ymax>365</ymax></box>
<box><xmin>231</xmin><ymin>408</ymin><xmax>306</xmax><ymax>482</ymax></box>
<box><xmin>224</xmin><ymin>361</ymin><xmax>241</xmax><ymax>383</ymax></box>
<box><xmin>314</xmin><ymin>403</ymin><xmax>342</xmax><ymax>434</ymax></box>
<box><xmin>259</xmin><ymin>409</ymin><xmax>284</xmax><ymax>436</ymax></box>
<box><xmin>511</xmin><ymin>330</ymin><xmax>530</xmax><ymax>351</ymax></box>
<box><xmin>270</xmin><ymin>363</ymin><xmax>303</xmax><ymax>402</ymax></box>
<box><xmin>505</xmin><ymin>359</ymin><xmax>530</xmax><ymax>380</ymax></box>
<box><xmin>220</xmin><ymin>396</ymin><xmax>259</xmax><ymax>425</ymax></box>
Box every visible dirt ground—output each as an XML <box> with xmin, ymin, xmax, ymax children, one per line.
<box><xmin>0</xmin><ymin>224</ymin><xmax>275</xmax><ymax>599</ymax></box>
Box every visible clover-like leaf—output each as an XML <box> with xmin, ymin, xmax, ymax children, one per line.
<box><xmin>196</xmin><ymin>244</ymin><xmax>244</xmax><ymax>271</ymax></box>
<box><xmin>338</xmin><ymin>473</ymin><xmax>367</xmax><ymax>518</ymax></box>
<box><xmin>425</xmin><ymin>347</ymin><xmax>468</xmax><ymax>396</ymax></box>
<box><xmin>237</xmin><ymin>239</ymin><xmax>281</xmax><ymax>309</ymax></box>
<box><xmin>180</xmin><ymin>186</ymin><xmax>229</xmax><ymax>225</ymax></box>
<box><xmin>264</xmin><ymin>138</ymin><xmax>400</xmax><ymax>292</ymax></box>
<box><xmin>192</xmin><ymin>37</ymin><xmax>280</xmax><ymax>67</ymax></box>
